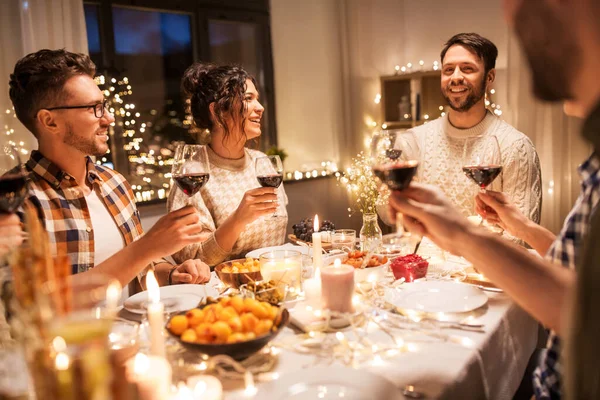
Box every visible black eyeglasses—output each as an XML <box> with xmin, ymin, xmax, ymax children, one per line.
<box><xmin>42</xmin><ymin>99</ymin><xmax>110</xmax><ymax>118</ymax></box>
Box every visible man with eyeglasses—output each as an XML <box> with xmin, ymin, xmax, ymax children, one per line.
<box><xmin>4</xmin><ymin>49</ymin><xmax>210</xmax><ymax>293</ymax></box>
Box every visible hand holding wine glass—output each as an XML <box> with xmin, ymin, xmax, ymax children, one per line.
<box><xmin>171</xmin><ymin>145</ymin><xmax>211</xmax><ymax>205</ymax></box>
<box><xmin>255</xmin><ymin>155</ymin><xmax>284</xmax><ymax>217</ymax></box>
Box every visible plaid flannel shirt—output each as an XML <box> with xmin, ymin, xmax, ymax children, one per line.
<box><xmin>533</xmin><ymin>153</ymin><xmax>600</xmax><ymax>399</ymax></box>
<box><xmin>20</xmin><ymin>151</ymin><xmax>151</xmax><ymax>290</ymax></box>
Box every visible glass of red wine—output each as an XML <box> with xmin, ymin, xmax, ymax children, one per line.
<box><xmin>370</xmin><ymin>130</ymin><xmax>420</xmax><ymax>239</ymax></box>
<box><xmin>462</xmin><ymin>135</ymin><xmax>502</xmax><ymax>192</ymax></box>
<box><xmin>255</xmin><ymin>155</ymin><xmax>284</xmax><ymax>218</ymax></box>
<box><xmin>0</xmin><ymin>145</ymin><xmax>28</xmax><ymax>214</ymax></box>
<box><xmin>462</xmin><ymin>135</ymin><xmax>502</xmax><ymax>226</ymax></box>
<box><xmin>171</xmin><ymin>144</ymin><xmax>210</xmax><ymax>205</ymax></box>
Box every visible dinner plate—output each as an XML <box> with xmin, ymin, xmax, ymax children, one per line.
<box><xmin>384</xmin><ymin>280</ymin><xmax>488</xmax><ymax>313</ymax></box>
<box><xmin>256</xmin><ymin>366</ymin><xmax>403</xmax><ymax>399</ymax></box>
<box><xmin>123</xmin><ymin>284</ymin><xmax>219</xmax><ymax>314</ymax></box>
<box><xmin>245</xmin><ymin>244</ymin><xmax>311</xmax><ymax>259</ymax></box>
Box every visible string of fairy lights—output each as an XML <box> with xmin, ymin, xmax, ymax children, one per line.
<box><xmin>3</xmin><ymin>59</ymin><xmax>505</xmax><ymax>202</ymax></box>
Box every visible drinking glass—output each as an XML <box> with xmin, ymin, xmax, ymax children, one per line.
<box><xmin>370</xmin><ymin>130</ymin><xmax>420</xmax><ymax>239</ymax></box>
<box><xmin>462</xmin><ymin>135</ymin><xmax>502</xmax><ymax>223</ymax></box>
<box><xmin>259</xmin><ymin>250</ymin><xmax>302</xmax><ymax>295</ymax></box>
<box><xmin>331</xmin><ymin>229</ymin><xmax>356</xmax><ymax>252</ymax></box>
<box><xmin>21</xmin><ymin>274</ymin><xmax>121</xmax><ymax>400</ymax></box>
<box><xmin>255</xmin><ymin>155</ymin><xmax>284</xmax><ymax>217</ymax></box>
<box><xmin>171</xmin><ymin>144</ymin><xmax>211</xmax><ymax>205</ymax></box>
<box><xmin>462</xmin><ymin>135</ymin><xmax>502</xmax><ymax>192</ymax></box>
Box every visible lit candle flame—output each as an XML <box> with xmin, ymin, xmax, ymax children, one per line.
<box><xmin>334</xmin><ymin>259</ymin><xmax>342</xmax><ymax>267</ymax></box>
<box><xmin>55</xmin><ymin>352</ymin><xmax>69</xmax><ymax>371</ymax></box>
<box><xmin>106</xmin><ymin>280</ymin><xmax>121</xmax><ymax>311</ymax></box>
<box><xmin>314</xmin><ymin>214</ymin><xmax>319</xmax><ymax>232</ymax></box>
<box><xmin>52</xmin><ymin>336</ymin><xmax>67</xmax><ymax>352</ymax></box>
<box><xmin>193</xmin><ymin>381</ymin><xmax>207</xmax><ymax>395</ymax></box>
<box><xmin>147</xmin><ymin>270</ymin><xmax>160</xmax><ymax>304</ymax></box>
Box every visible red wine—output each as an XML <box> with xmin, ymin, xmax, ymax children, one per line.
<box><xmin>372</xmin><ymin>160</ymin><xmax>419</xmax><ymax>190</ymax></box>
<box><xmin>0</xmin><ymin>173</ymin><xmax>27</xmax><ymax>213</ymax></box>
<box><xmin>257</xmin><ymin>174</ymin><xmax>283</xmax><ymax>188</ymax></box>
<box><xmin>462</xmin><ymin>165</ymin><xmax>503</xmax><ymax>188</ymax></box>
<box><xmin>173</xmin><ymin>173</ymin><xmax>210</xmax><ymax>196</ymax></box>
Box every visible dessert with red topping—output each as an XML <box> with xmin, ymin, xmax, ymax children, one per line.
<box><xmin>390</xmin><ymin>254</ymin><xmax>429</xmax><ymax>282</ymax></box>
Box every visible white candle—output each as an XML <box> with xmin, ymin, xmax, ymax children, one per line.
<box><xmin>126</xmin><ymin>353</ymin><xmax>172</xmax><ymax>400</ymax></box>
<box><xmin>146</xmin><ymin>271</ymin><xmax>165</xmax><ymax>358</ymax></box>
<box><xmin>312</xmin><ymin>215</ymin><xmax>322</xmax><ymax>269</ymax></box>
<box><xmin>188</xmin><ymin>375</ymin><xmax>223</xmax><ymax>400</ymax></box>
<box><xmin>303</xmin><ymin>267</ymin><xmax>322</xmax><ymax>307</ymax></box>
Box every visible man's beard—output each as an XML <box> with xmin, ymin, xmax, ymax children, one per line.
<box><xmin>442</xmin><ymin>75</ymin><xmax>486</xmax><ymax>113</ymax></box>
<box><xmin>63</xmin><ymin>124</ymin><xmax>108</xmax><ymax>157</ymax></box>
<box><xmin>513</xmin><ymin>0</ymin><xmax>579</xmax><ymax>101</ymax></box>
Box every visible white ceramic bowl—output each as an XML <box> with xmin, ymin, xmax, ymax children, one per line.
<box><xmin>353</xmin><ymin>263</ymin><xmax>387</xmax><ymax>283</ymax></box>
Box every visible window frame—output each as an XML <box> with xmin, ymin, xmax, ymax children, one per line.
<box><xmin>83</xmin><ymin>0</ymin><xmax>278</xmax><ymax>201</ymax></box>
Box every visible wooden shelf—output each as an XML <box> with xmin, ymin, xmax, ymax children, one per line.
<box><xmin>380</xmin><ymin>70</ymin><xmax>446</xmax><ymax>127</ymax></box>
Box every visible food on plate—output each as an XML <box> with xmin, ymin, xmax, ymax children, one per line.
<box><xmin>292</xmin><ymin>217</ymin><xmax>336</xmax><ymax>242</ymax></box>
<box><xmin>221</xmin><ymin>258</ymin><xmax>260</xmax><ymax>273</ymax></box>
<box><xmin>243</xmin><ymin>280</ymin><xmax>285</xmax><ymax>304</ymax></box>
<box><xmin>390</xmin><ymin>254</ymin><xmax>429</xmax><ymax>282</ymax></box>
<box><xmin>343</xmin><ymin>250</ymin><xmax>388</xmax><ymax>269</ymax></box>
<box><xmin>167</xmin><ymin>295</ymin><xmax>281</xmax><ymax>344</ymax></box>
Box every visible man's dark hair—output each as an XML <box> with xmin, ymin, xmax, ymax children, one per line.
<box><xmin>8</xmin><ymin>49</ymin><xmax>96</xmax><ymax>135</ymax></box>
<box><xmin>440</xmin><ymin>33</ymin><xmax>498</xmax><ymax>75</ymax></box>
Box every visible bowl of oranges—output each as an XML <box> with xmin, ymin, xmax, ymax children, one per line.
<box><xmin>166</xmin><ymin>295</ymin><xmax>289</xmax><ymax>360</ymax></box>
<box><xmin>215</xmin><ymin>258</ymin><xmax>263</xmax><ymax>289</ymax></box>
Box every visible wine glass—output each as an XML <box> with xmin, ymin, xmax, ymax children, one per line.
<box><xmin>370</xmin><ymin>130</ymin><xmax>420</xmax><ymax>239</ymax></box>
<box><xmin>462</xmin><ymin>135</ymin><xmax>502</xmax><ymax>225</ymax></box>
<box><xmin>255</xmin><ymin>155</ymin><xmax>284</xmax><ymax>217</ymax></box>
<box><xmin>171</xmin><ymin>144</ymin><xmax>211</xmax><ymax>205</ymax></box>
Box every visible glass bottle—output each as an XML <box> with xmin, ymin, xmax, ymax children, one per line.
<box><xmin>359</xmin><ymin>213</ymin><xmax>383</xmax><ymax>252</ymax></box>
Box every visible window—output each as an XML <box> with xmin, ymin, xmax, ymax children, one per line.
<box><xmin>83</xmin><ymin>1</ymin><xmax>276</xmax><ymax>204</ymax></box>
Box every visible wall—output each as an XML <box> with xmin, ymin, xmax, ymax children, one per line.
<box><xmin>269</xmin><ymin>0</ymin><xmax>346</xmax><ymax>171</ymax></box>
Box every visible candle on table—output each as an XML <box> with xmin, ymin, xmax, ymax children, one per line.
<box><xmin>312</xmin><ymin>215</ymin><xmax>322</xmax><ymax>269</ymax></box>
<box><xmin>320</xmin><ymin>259</ymin><xmax>354</xmax><ymax>313</ymax></box>
<box><xmin>303</xmin><ymin>266</ymin><xmax>322</xmax><ymax>307</ymax></box>
<box><xmin>146</xmin><ymin>270</ymin><xmax>165</xmax><ymax>358</ymax></box>
<box><xmin>188</xmin><ymin>375</ymin><xmax>223</xmax><ymax>400</ymax></box>
<box><xmin>125</xmin><ymin>353</ymin><xmax>171</xmax><ymax>400</ymax></box>
<box><xmin>55</xmin><ymin>352</ymin><xmax>74</xmax><ymax>400</ymax></box>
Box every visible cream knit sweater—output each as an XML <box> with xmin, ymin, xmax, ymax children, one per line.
<box><xmin>408</xmin><ymin>111</ymin><xmax>542</xmax><ymax>223</ymax></box>
<box><xmin>168</xmin><ymin>146</ymin><xmax>288</xmax><ymax>266</ymax></box>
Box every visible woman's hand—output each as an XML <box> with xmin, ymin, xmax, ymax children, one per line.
<box><xmin>170</xmin><ymin>259</ymin><xmax>211</xmax><ymax>284</ymax></box>
<box><xmin>233</xmin><ymin>187</ymin><xmax>278</xmax><ymax>226</ymax></box>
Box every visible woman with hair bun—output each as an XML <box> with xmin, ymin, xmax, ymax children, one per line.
<box><xmin>168</xmin><ymin>63</ymin><xmax>287</xmax><ymax>266</ymax></box>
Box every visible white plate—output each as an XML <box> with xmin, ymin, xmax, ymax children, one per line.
<box><xmin>246</xmin><ymin>244</ymin><xmax>311</xmax><ymax>259</ymax></box>
<box><xmin>123</xmin><ymin>284</ymin><xmax>219</xmax><ymax>314</ymax></box>
<box><xmin>384</xmin><ymin>280</ymin><xmax>488</xmax><ymax>313</ymax></box>
<box><xmin>256</xmin><ymin>366</ymin><xmax>403</xmax><ymax>400</ymax></box>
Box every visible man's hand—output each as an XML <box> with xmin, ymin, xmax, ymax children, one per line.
<box><xmin>388</xmin><ymin>182</ymin><xmax>473</xmax><ymax>255</ymax></box>
<box><xmin>475</xmin><ymin>191</ymin><xmax>528</xmax><ymax>238</ymax></box>
<box><xmin>0</xmin><ymin>214</ymin><xmax>23</xmax><ymax>258</ymax></box>
<box><xmin>170</xmin><ymin>259</ymin><xmax>211</xmax><ymax>284</ymax></box>
<box><xmin>141</xmin><ymin>206</ymin><xmax>203</xmax><ymax>260</ymax></box>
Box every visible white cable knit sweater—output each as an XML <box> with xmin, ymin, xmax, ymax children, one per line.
<box><xmin>168</xmin><ymin>146</ymin><xmax>288</xmax><ymax>266</ymax></box>
<box><xmin>408</xmin><ymin>111</ymin><xmax>542</xmax><ymax>223</ymax></box>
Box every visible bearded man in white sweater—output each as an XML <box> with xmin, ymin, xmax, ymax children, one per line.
<box><xmin>408</xmin><ymin>33</ymin><xmax>542</xmax><ymax>223</ymax></box>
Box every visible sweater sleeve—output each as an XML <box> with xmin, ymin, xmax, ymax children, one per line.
<box><xmin>501</xmin><ymin>137</ymin><xmax>542</xmax><ymax>224</ymax></box>
<box><xmin>167</xmin><ymin>187</ymin><xmax>231</xmax><ymax>267</ymax></box>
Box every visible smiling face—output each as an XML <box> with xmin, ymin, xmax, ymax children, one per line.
<box><xmin>441</xmin><ymin>45</ymin><xmax>491</xmax><ymax>112</ymax></box>
<box><xmin>241</xmin><ymin>79</ymin><xmax>264</xmax><ymax>141</ymax></box>
<box><xmin>55</xmin><ymin>75</ymin><xmax>114</xmax><ymax>157</ymax></box>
